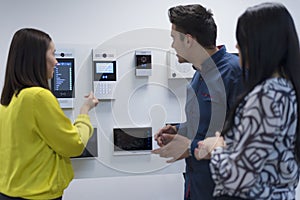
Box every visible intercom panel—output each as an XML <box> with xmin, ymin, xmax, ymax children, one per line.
<box><xmin>167</xmin><ymin>49</ymin><xmax>195</xmax><ymax>79</ymax></box>
<box><xmin>93</xmin><ymin>61</ymin><xmax>117</xmax><ymax>100</ymax></box>
<box><xmin>135</xmin><ymin>50</ymin><xmax>152</xmax><ymax>76</ymax></box>
<box><xmin>92</xmin><ymin>49</ymin><xmax>117</xmax><ymax>100</ymax></box>
<box><xmin>113</xmin><ymin>127</ymin><xmax>153</xmax><ymax>156</ymax></box>
<box><xmin>51</xmin><ymin>51</ymin><xmax>75</xmax><ymax>108</ymax></box>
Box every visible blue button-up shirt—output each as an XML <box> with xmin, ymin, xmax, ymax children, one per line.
<box><xmin>177</xmin><ymin>45</ymin><xmax>244</xmax><ymax>200</ymax></box>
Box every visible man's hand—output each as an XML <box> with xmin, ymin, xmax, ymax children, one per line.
<box><xmin>154</xmin><ymin>125</ymin><xmax>177</xmax><ymax>147</ymax></box>
<box><xmin>152</xmin><ymin>134</ymin><xmax>190</xmax><ymax>163</ymax></box>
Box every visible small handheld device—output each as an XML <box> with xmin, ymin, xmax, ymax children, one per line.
<box><xmin>135</xmin><ymin>50</ymin><xmax>152</xmax><ymax>76</ymax></box>
<box><xmin>92</xmin><ymin>49</ymin><xmax>117</xmax><ymax>100</ymax></box>
<box><xmin>51</xmin><ymin>51</ymin><xmax>75</xmax><ymax>108</ymax></box>
<box><xmin>113</xmin><ymin>127</ymin><xmax>153</xmax><ymax>156</ymax></box>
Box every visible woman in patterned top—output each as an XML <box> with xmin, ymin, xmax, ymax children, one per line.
<box><xmin>194</xmin><ymin>2</ymin><xmax>300</xmax><ymax>200</ymax></box>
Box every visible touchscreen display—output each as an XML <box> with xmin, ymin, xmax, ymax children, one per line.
<box><xmin>96</xmin><ymin>62</ymin><xmax>114</xmax><ymax>73</ymax></box>
<box><xmin>113</xmin><ymin>127</ymin><xmax>152</xmax><ymax>152</ymax></box>
<box><xmin>51</xmin><ymin>58</ymin><xmax>75</xmax><ymax>98</ymax></box>
<box><xmin>93</xmin><ymin>61</ymin><xmax>116</xmax><ymax>81</ymax></box>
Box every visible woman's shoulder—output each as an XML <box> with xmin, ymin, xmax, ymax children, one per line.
<box><xmin>247</xmin><ymin>77</ymin><xmax>294</xmax><ymax>100</ymax></box>
<box><xmin>256</xmin><ymin>77</ymin><xmax>293</xmax><ymax>92</ymax></box>
<box><xmin>20</xmin><ymin>87</ymin><xmax>55</xmax><ymax>100</ymax></box>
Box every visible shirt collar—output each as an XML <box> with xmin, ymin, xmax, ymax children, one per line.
<box><xmin>195</xmin><ymin>45</ymin><xmax>227</xmax><ymax>74</ymax></box>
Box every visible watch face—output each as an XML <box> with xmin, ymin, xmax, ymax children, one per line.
<box><xmin>188</xmin><ymin>146</ymin><xmax>192</xmax><ymax>156</ymax></box>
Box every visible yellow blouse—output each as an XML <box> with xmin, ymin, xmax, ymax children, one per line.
<box><xmin>0</xmin><ymin>87</ymin><xmax>93</xmax><ymax>199</ymax></box>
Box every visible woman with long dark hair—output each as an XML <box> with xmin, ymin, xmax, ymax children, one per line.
<box><xmin>0</xmin><ymin>28</ymin><xmax>98</xmax><ymax>200</ymax></box>
<box><xmin>195</xmin><ymin>2</ymin><xmax>300</xmax><ymax>199</ymax></box>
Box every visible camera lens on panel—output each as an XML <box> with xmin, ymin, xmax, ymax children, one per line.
<box><xmin>141</xmin><ymin>56</ymin><xmax>147</xmax><ymax>63</ymax></box>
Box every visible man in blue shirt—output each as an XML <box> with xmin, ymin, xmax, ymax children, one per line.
<box><xmin>152</xmin><ymin>4</ymin><xmax>243</xmax><ymax>200</ymax></box>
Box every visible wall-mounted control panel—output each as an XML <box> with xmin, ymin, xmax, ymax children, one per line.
<box><xmin>51</xmin><ymin>50</ymin><xmax>75</xmax><ymax>108</ymax></box>
<box><xmin>92</xmin><ymin>49</ymin><xmax>117</xmax><ymax>100</ymax></box>
<box><xmin>135</xmin><ymin>50</ymin><xmax>152</xmax><ymax>76</ymax></box>
<box><xmin>113</xmin><ymin>127</ymin><xmax>152</xmax><ymax>156</ymax></box>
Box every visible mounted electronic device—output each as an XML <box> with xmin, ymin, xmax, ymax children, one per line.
<box><xmin>51</xmin><ymin>50</ymin><xmax>75</xmax><ymax>109</ymax></box>
<box><xmin>92</xmin><ymin>49</ymin><xmax>117</xmax><ymax>100</ymax></box>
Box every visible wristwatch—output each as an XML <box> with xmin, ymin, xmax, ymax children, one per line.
<box><xmin>187</xmin><ymin>141</ymin><xmax>192</xmax><ymax>156</ymax></box>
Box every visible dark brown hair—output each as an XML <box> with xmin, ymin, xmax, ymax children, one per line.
<box><xmin>224</xmin><ymin>2</ymin><xmax>300</xmax><ymax>162</ymax></box>
<box><xmin>1</xmin><ymin>28</ymin><xmax>51</xmax><ymax>106</ymax></box>
<box><xmin>168</xmin><ymin>4</ymin><xmax>217</xmax><ymax>49</ymax></box>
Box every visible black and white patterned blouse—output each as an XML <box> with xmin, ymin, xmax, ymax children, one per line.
<box><xmin>210</xmin><ymin>77</ymin><xmax>300</xmax><ymax>199</ymax></box>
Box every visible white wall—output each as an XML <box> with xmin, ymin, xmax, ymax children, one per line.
<box><xmin>1</xmin><ymin>0</ymin><xmax>300</xmax><ymax>199</ymax></box>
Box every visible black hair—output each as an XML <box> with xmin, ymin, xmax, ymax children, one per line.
<box><xmin>1</xmin><ymin>28</ymin><xmax>51</xmax><ymax>106</ymax></box>
<box><xmin>223</xmin><ymin>2</ymin><xmax>300</xmax><ymax>162</ymax></box>
<box><xmin>168</xmin><ymin>4</ymin><xmax>217</xmax><ymax>49</ymax></box>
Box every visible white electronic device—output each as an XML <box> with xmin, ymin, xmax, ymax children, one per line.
<box><xmin>167</xmin><ymin>49</ymin><xmax>195</xmax><ymax>79</ymax></box>
<box><xmin>113</xmin><ymin>127</ymin><xmax>153</xmax><ymax>156</ymax></box>
<box><xmin>135</xmin><ymin>50</ymin><xmax>152</xmax><ymax>76</ymax></box>
<box><xmin>51</xmin><ymin>50</ymin><xmax>75</xmax><ymax>108</ymax></box>
<box><xmin>92</xmin><ymin>49</ymin><xmax>117</xmax><ymax>100</ymax></box>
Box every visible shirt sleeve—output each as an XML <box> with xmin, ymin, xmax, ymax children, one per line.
<box><xmin>177</xmin><ymin>122</ymin><xmax>188</xmax><ymax>137</ymax></box>
<box><xmin>33</xmin><ymin>89</ymin><xmax>93</xmax><ymax>157</ymax></box>
<box><xmin>210</xmin><ymin>86</ymin><xmax>280</xmax><ymax>194</ymax></box>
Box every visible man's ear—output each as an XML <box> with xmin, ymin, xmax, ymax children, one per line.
<box><xmin>185</xmin><ymin>34</ymin><xmax>194</xmax><ymax>48</ymax></box>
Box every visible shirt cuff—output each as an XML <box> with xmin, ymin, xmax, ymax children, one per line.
<box><xmin>190</xmin><ymin>139</ymin><xmax>200</xmax><ymax>157</ymax></box>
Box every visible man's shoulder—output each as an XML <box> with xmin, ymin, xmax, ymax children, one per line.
<box><xmin>223</xmin><ymin>52</ymin><xmax>239</xmax><ymax>65</ymax></box>
<box><xmin>218</xmin><ymin>52</ymin><xmax>241</xmax><ymax>73</ymax></box>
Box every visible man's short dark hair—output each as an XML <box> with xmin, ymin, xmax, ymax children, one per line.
<box><xmin>168</xmin><ymin>4</ymin><xmax>217</xmax><ymax>49</ymax></box>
